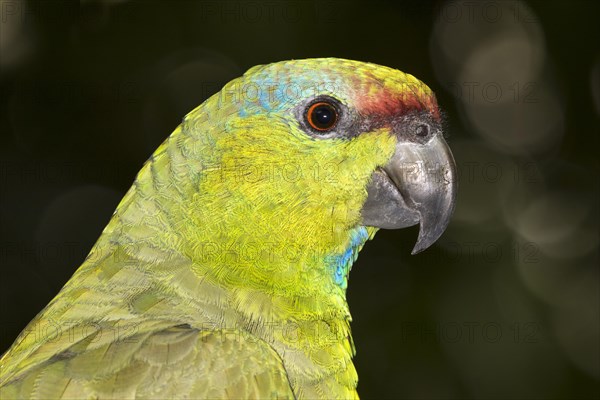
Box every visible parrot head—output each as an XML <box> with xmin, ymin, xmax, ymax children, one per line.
<box><xmin>148</xmin><ymin>58</ymin><xmax>458</xmax><ymax>297</ymax></box>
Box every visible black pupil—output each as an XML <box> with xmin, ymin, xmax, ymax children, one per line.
<box><xmin>312</xmin><ymin>105</ymin><xmax>335</xmax><ymax>129</ymax></box>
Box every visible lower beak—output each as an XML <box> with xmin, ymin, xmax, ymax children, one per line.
<box><xmin>360</xmin><ymin>135</ymin><xmax>457</xmax><ymax>254</ymax></box>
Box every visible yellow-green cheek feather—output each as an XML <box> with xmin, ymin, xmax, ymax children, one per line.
<box><xmin>182</xmin><ymin>118</ymin><xmax>396</xmax><ymax>297</ymax></box>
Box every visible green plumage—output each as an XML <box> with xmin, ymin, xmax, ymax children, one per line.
<box><xmin>0</xmin><ymin>58</ymin><xmax>444</xmax><ymax>399</ymax></box>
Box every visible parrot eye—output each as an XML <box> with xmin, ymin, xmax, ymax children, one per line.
<box><xmin>305</xmin><ymin>101</ymin><xmax>339</xmax><ymax>132</ymax></box>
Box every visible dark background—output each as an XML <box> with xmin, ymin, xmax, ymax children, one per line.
<box><xmin>1</xmin><ymin>0</ymin><xmax>598</xmax><ymax>398</ymax></box>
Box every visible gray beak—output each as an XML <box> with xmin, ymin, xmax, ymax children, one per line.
<box><xmin>360</xmin><ymin>135</ymin><xmax>457</xmax><ymax>254</ymax></box>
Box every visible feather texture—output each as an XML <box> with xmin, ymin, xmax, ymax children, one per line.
<box><xmin>1</xmin><ymin>58</ymin><xmax>439</xmax><ymax>399</ymax></box>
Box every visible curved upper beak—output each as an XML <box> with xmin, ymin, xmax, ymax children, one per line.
<box><xmin>360</xmin><ymin>134</ymin><xmax>457</xmax><ymax>254</ymax></box>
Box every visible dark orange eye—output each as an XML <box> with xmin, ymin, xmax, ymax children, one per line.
<box><xmin>306</xmin><ymin>101</ymin><xmax>338</xmax><ymax>131</ymax></box>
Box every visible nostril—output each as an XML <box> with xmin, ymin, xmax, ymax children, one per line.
<box><xmin>415</xmin><ymin>124</ymin><xmax>429</xmax><ymax>137</ymax></box>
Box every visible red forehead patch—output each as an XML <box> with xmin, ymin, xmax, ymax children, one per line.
<box><xmin>354</xmin><ymin>77</ymin><xmax>441</xmax><ymax>121</ymax></box>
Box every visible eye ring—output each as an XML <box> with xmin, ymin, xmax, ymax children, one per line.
<box><xmin>305</xmin><ymin>101</ymin><xmax>339</xmax><ymax>132</ymax></box>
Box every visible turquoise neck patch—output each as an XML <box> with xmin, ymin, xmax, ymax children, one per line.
<box><xmin>328</xmin><ymin>226</ymin><xmax>370</xmax><ymax>289</ymax></box>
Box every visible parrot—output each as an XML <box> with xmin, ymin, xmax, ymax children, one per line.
<box><xmin>0</xmin><ymin>58</ymin><xmax>456</xmax><ymax>399</ymax></box>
